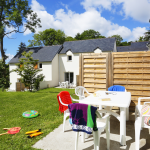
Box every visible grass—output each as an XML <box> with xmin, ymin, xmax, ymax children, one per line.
<box><xmin>0</xmin><ymin>88</ymin><xmax>78</xmax><ymax>150</ymax></box>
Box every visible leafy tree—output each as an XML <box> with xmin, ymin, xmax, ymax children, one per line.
<box><xmin>17</xmin><ymin>42</ymin><xmax>26</xmax><ymax>52</ymax></box>
<box><xmin>75</xmin><ymin>33</ymin><xmax>82</xmax><ymax>40</ymax></box>
<box><xmin>75</xmin><ymin>29</ymin><xmax>105</xmax><ymax>40</ymax></box>
<box><xmin>0</xmin><ymin>60</ymin><xmax>10</xmax><ymax>91</ymax></box>
<box><xmin>28</xmin><ymin>28</ymin><xmax>66</xmax><ymax>47</ymax></box>
<box><xmin>13</xmin><ymin>51</ymin><xmax>45</xmax><ymax>92</ymax></box>
<box><xmin>119</xmin><ymin>41</ymin><xmax>131</xmax><ymax>46</ymax></box>
<box><xmin>0</xmin><ymin>0</ymin><xmax>41</xmax><ymax>63</ymax></box>
<box><xmin>144</xmin><ymin>20</ymin><xmax>150</xmax><ymax>42</ymax></box>
<box><xmin>65</xmin><ymin>36</ymin><xmax>76</xmax><ymax>41</ymax></box>
<box><xmin>110</xmin><ymin>35</ymin><xmax>123</xmax><ymax>46</ymax></box>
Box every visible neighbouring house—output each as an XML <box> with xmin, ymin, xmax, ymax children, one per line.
<box><xmin>117</xmin><ymin>41</ymin><xmax>149</xmax><ymax>52</ymax></box>
<box><xmin>9</xmin><ymin>45</ymin><xmax>62</xmax><ymax>91</ymax></box>
<box><xmin>9</xmin><ymin>37</ymin><xmax>116</xmax><ymax>91</ymax></box>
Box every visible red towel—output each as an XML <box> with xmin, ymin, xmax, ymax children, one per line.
<box><xmin>57</xmin><ymin>91</ymin><xmax>72</xmax><ymax>113</ymax></box>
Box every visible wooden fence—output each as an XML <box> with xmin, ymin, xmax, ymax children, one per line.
<box><xmin>79</xmin><ymin>51</ymin><xmax>150</xmax><ymax>107</ymax></box>
<box><xmin>112</xmin><ymin>51</ymin><xmax>150</xmax><ymax>106</ymax></box>
<box><xmin>16</xmin><ymin>82</ymin><xmax>28</xmax><ymax>91</ymax></box>
<box><xmin>79</xmin><ymin>53</ymin><xmax>110</xmax><ymax>94</ymax></box>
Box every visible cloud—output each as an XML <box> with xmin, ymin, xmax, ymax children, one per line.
<box><xmin>81</xmin><ymin>0</ymin><xmax>150</xmax><ymax>23</ymax></box>
<box><xmin>24</xmin><ymin>0</ymin><xmax>147</xmax><ymax>42</ymax></box>
<box><xmin>81</xmin><ymin>0</ymin><xmax>112</xmax><ymax>11</ymax></box>
<box><xmin>6</xmin><ymin>54</ymin><xmax>14</xmax><ymax>61</ymax></box>
<box><xmin>0</xmin><ymin>53</ymin><xmax>14</xmax><ymax>62</ymax></box>
<box><xmin>128</xmin><ymin>27</ymin><xmax>147</xmax><ymax>41</ymax></box>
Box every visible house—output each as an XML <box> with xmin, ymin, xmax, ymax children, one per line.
<box><xmin>9</xmin><ymin>45</ymin><xmax>62</xmax><ymax>91</ymax></box>
<box><xmin>117</xmin><ymin>41</ymin><xmax>149</xmax><ymax>52</ymax></box>
<box><xmin>9</xmin><ymin>37</ymin><xmax>116</xmax><ymax>91</ymax></box>
<box><xmin>58</xmin><ymin>38</ymin><xmax>116</xmax><ymax>86</ymax></box>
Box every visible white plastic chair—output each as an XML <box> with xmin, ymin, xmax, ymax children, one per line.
<box><xmin>61</xmin><ymin>82</ymin><xmax>66</xmax><ymax>88</ymax></box>
<box><xmin>75</xmin><ymin>86</ymin><xmax>92</xmax><ymax>100</ymax></box>
<box><xmin>135</xmin><ymin>97</ymin><xmax>150</xmax><ymax>150</ymax></box>
<box><xmin>58</xmin><ymin>93</ymin><xmax>80</xmax><ymax>132</ymax></box>
<box><xmin>75</xmin><ymin>110</ymin><xmax>110</xmax><ymax>150</ymax></box>
<box><xmin>59</xmin><ymin>82</ymin><xmax>62</xmax><ymax>87</ymax></box>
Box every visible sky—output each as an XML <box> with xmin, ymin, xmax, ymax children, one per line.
<box><xmin>2</xmin><ymin>0</ymin><xmax>150</xmax><ymax>63</ymax></box>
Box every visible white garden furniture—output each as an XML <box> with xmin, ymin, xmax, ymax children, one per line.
<box><xmin>135</xmin><ymin>97</ymin><xmax>150</xmax><ymax>150</ymax></box>
<box><xmin>79</xmin><ymin>90</ymin><xmax>131</xmax><ymax>146</ymax></box>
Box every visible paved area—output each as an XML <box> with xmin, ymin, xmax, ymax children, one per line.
<box><xmin>33</xmin><ymin>111</ymin><xmax>150</xmax><ymax>150</ymax></box>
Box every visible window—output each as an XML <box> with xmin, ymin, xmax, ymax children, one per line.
<box><xmin>39</xmin><ymin>63</ymin><xmax>42</xmax><ymax>68</ymax></box>
<box><xmin>65</xmin><ymin>72</ymin><xmax>73</xmax><ymax>83</ymax></box>
<box><xmin>68</xmin><ymin>55</ymin><xmax>72</xmax><ymax>61</ymax></box>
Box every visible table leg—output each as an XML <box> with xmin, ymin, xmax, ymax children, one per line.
<box><xmin>126</xmin><ymin>107</ymin><xmax>129</xmax><ymax>121</ymax></box>
<box><xmin>120</xmin><ymin>107</ymin><xmax>126</xmax><ymax>146</ymax></box>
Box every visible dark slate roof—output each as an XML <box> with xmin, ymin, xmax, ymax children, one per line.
<box><xmin>130</xmin><ymin>41</ymin><xmax>148</xmax><ymax>51</ymax></box>
<box><xmin>117</xmin><ymin>41</ymin><xmax>149</xmax><ymax>52</ymax></box>
<box><xmin>59</xmin><ymin>38</ymin><xmax>116</xmax><ymax>54</ymax></box>
<box><xmin>9</xmin><ymin>45</ymin><xmax>62</xmax><ymax>64</ymax></box>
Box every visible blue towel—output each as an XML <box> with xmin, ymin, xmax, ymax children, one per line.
<box><xmin>108</xmin><ymin>85</ymin><xmax>125</xmax><ymax>92</ymax></box>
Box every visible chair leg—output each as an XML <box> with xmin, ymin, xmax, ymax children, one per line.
<box><xmin>106</xmin><ymin>117</ymin><xmax>110</xmax><ymax>150</ymax></box>
<box><xmin>63</xmin><ymin>111</ymin><xmax>68</xmax><ymax>132</ymax></box>
<box><xmin>81</xmin><ymin>132</ymin><xmax>85</xmax><ymax>143</ymax></box>
<box><xmin>93</xmin><ymin>130</ymin><xmax>99</xmax><ymax>150</ymax></box>
<box><xmin>135</xmin><ymin>122</ymin><xmax>141</xmax><ymax>150</ymax></box>
<box><xmin>75</xmin><ymin>132</ymin><xmax>79</xmax><ymax>150</ymax></box>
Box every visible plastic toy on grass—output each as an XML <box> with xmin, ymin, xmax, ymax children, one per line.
<box><xmin>22</xmin><ymin>110</ymin><xmax>38</xmax><ymax>118</ymax></box>
<box><xmin>25</xmin><ymin>129</ymin><xmax>41</xmax><ymax>134</ymax></box>
<box><xmin>27</xmin><ymin>132</ymin><xmax>43</xmax><ymax>138</ymax></box>
<box><xmin>0</xmin><ymin>127</ymin><xmax>21</xmax><ymax>136</ymax></box>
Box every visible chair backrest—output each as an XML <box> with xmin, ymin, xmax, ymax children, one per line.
<box><xmin>57</xmin><ymin>91</ymin><xmax>72</xmax><ymax>113</ymax></box>
<box><xmin>75</xmin><ymin>86</ymin><xmax>85</xmax><ymax>96</ymax></box>
<box><xmin>108</xmin><ymin>85</ymin><xmax>126</xmax><ymax>92</ymax></box>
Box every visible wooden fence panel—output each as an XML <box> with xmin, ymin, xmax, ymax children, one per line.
<box><xmin>112</xmin><ymin>51</ymin><xmax>150</xmax><ymax>106</ymax></box>
<box><xmin>16</xmin><ymin>82</ymin><xmax>29</xmax><ymax>91</ymax></box>
<box><xmin>80</xmin><ymin>53</ymin><xmax>109</xmax><ymax>94</ymax></box>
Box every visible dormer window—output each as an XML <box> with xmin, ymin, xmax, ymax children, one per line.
<box><xmin>68</xmin><ymin>55</ymin><xmax>72</xmax><ymax>61</ymax></box>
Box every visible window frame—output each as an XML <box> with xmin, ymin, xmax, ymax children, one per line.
<box><xmin>64</xmin><ymin>72</ymin><xmax>74</xmax><ymax>83</ymax></box>
<box><xmin>67</xmin><ymin>55</ymin><xmax>72</xmax><ymax>61</ymax></box>
<box><xmin>39</xmin><ymin>63</ymin><xmax>42</xmax><ymax>68</ymax></box>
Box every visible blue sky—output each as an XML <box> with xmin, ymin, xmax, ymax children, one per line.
<box><xmin>2</xmin><ymin>0</ymin><xmax>150</xmax><ymax>63</ymax></box>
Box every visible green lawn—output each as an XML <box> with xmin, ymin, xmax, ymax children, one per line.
<box><xmin>0</xmin><ymin>88</ymin><xmax>78</xmax><ymax>150</ymax></box>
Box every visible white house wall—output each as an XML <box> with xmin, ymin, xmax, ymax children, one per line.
<box><xmin>58</xmin><ymin>53</ymin><xmax>79</xmax><ymax>86</ymax></box>
<box><xmin>39</xmin><ymin>54</ymin><xmax>58</xmax><ymax>88</ymax></box>
<box><xmin>9</xmin><ymin>64</ymin><xmax>21</xmax><ymax>90</ymax></box>
<box><xmin>51</xmin><ymin>54</ymin><xmax>59</xmax><ymax>87</ymax></box>
<box><xmin>9</xmin><ymin>62</ymin><xmax>53</xmax><ymax>91</ymax></box>
<box><xmin>38</xmin><ymin>62</ymin><xmax>52</xmax><ymax>89</ymax></box>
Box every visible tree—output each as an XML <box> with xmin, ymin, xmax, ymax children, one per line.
<box><xmin>119</xmin><ymin>41</ymin><xmax>131</xmax><ymax>46</ymax></box>
<box><xmin>0</xmin><ymin>0</ymin><xmax>41</xmax><ymax>63</ymax></box>
<box><xmin>110</xmin><ymin>35</ymin><xmax>123</xmax><ymax>46</ymax></box>
<box><xmin>13</xmin><ymin>51</ymin><xmax>45</xmax><ymax>92</ymax></box>
<box><xmin>75</xmin><ymin>33</ymin><xmax>82</xmax><ymax>40</ymax></box>
<box><xmin>75</xmin><ymin>29</ymin><xmax>105</xmax><ymax>40</ymax></box>
<box><xmin>0</xmin><ymin>60</ymin><xmax>10</xmax><ymax>91</ymax></box>
<box><xmin>144</xmin><ymin>19</ymin><xmax>150</xmax><ymax>41</ymax></box>
<box><xmin>65</xmin><ymin>36</ymin><xmax>76</xmax><ymax>41</ymax></box>
<box><xmin>17</xmin><ymin>42</ymin><xmax>26</xmax><ymax>52</ymax></box>
<box><xmin>28</xmin><ymin>28</ymin><xmax>66</xmax><ymax>47</ymax></box>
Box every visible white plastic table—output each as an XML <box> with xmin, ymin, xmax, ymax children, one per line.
<box><xmin>79</xmin><ymin>91</ymin><xmax>131</xmax><ymax>146</ymax></box>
